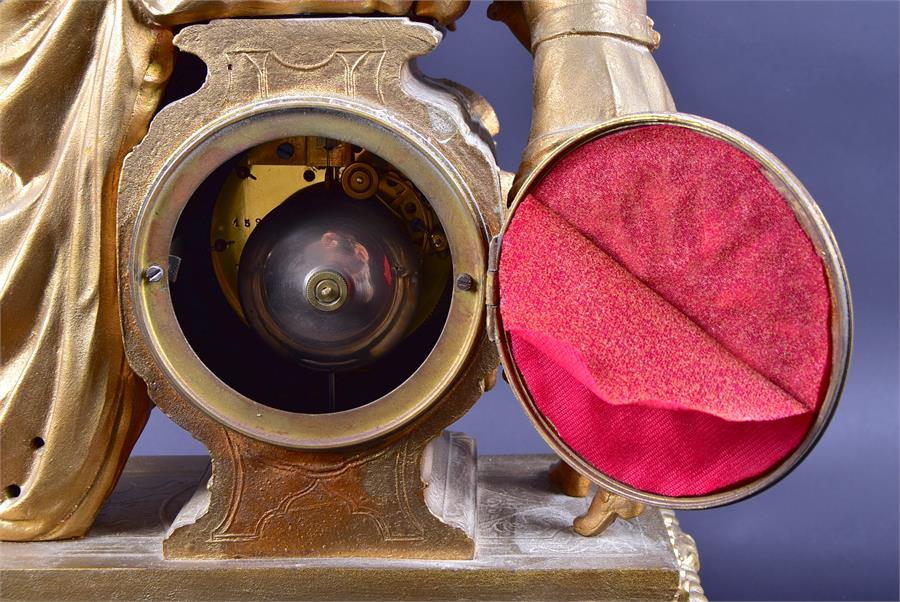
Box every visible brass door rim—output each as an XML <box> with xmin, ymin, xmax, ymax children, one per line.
<box><xmin>494</xmin><ymin>112</ymin><xmax>852</xmax><ymax>509</ymax></box>
<box><xmin>130</xmin><ymin>97</ymin><xmax>488</xmax><ymax>449</ymax></box>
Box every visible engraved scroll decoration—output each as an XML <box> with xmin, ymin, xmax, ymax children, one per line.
<box><xmin>226</xmin><ymin>45</ymin><xmax>389</xmax><ymax>103</ymax></box>
<box><xmin>211</xmin><ymin>431</ymin><xmax>424</xmax><ymax>543</ymax></box>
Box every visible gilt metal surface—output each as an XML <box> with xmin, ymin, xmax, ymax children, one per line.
<box><xmin>135</xmin><ymin>0</ymin><xmax>469</xmax><ymax>28</ymax></box>
<box><xmin>0</xmin><ymin>0</ymin><xmax>168</xmax><ymax>542</ymax></box>
<box><xmin>0</xmin><ymin>453</ymin><xmax>703</xmax><ymax>601</ymax></box>
<box><xmin>490</xmin><ymin>0</ymin><xmax>675</xmax><ymax>195</ymax></box>
<box><xmin>0</xmin><ymin>0</ymin><xmax>470</xmax><ymax>545</ymax></box>
<box><xmin>119</xmin><ymin>17</ymin><xmax>501</xmax><ymax>450</ymax></box>
<box><xmin>1</xmin><ymin>0</ymin><xmax>847</xmax><ymax>564</ymax></box>
<box><xmin>116</xmin><ymin>17</ymin><xmax>502</xmax><ymax>558</ymax></box>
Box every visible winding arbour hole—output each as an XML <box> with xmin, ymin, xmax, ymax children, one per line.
<box><xmin>30</xmin><ymin>436</ymin><xmax>45</xmax><ymax>450</ymax></box>
<box><xmin>169</xmin><ymin>136</ymin><xmax>453</xmax><ymax>414</ymax></box>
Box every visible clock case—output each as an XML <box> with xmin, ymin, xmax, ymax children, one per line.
<box><xmin>117</xmin><ymin>12</ymin><xmax>850</xmax><ymax>561</ymax></box>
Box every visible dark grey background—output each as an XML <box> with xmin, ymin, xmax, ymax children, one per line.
<box><xmin>132</xmin><ymin>2</ymin><xmax>900</xmax><ymax>600</ymax></box>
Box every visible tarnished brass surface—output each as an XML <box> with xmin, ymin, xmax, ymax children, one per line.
<box><xmin>120</xmin><ymin>16</ymin><xmax>501</xmax><ymax>448</ymax></box>
<box><xmin>0</xmin><ymin>0</ymin><xmax>169</xmax><ymax>542</ymax></box>
<box><xmin>118</xmin><ymin>17</ymin><xmax>502</xmax><ymax>557</ymax></box>
<box><xmin>0</xmin><ymin>454</ymin><xmax>704</xmax><ymax>601</ymax></box>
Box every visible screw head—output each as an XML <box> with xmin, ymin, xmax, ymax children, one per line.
<box><xmin>144</xmin><ymin>264</ymin><xmax>164</xmax><ymax>283</ymax></box>
<box><xmin>430</xmin><ymin>233</ymin><xmax>447</xmax><ymax>251</ymax></box>
<box><xmin>276</xmin><ymin>142</ymin><xmax>295</xmax><ymax>160</ymax></box>
<box><xmin>456</xmin><ymin>273</ymin><xmax>475</xmax><ymax>291</ymax></box>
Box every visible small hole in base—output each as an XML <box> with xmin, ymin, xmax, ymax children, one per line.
<box><xmin>4</xmin><ymin>484</ymin><xmax>21</xmax><ymax>500</ymax></box>
<box><xmin>30</xmin><ymin>437</ymin><xmax>45</xmax><ymax>450</ymax></box>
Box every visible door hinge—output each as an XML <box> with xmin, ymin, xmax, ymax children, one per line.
<box><xmin>485</xmin><ymin>235</ymin><xmax>502</xmax><ymax>342</ymax></box>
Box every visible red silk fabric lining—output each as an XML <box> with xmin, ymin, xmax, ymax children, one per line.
<box><xmin>499</xmin><ymin>125</ymin><xmax>831</xmax><ymax>496</ymax></box>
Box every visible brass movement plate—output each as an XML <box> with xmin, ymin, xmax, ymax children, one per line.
<box><xmin>0</xmin><ymin>453</ymin><xmax>703</xmax><ymax>601</ymax></box>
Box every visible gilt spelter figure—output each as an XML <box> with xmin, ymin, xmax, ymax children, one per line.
<box><xmin>0</xmin><ymin>2</ymin><xmax>849</xmax><ymax>600</ymax></box>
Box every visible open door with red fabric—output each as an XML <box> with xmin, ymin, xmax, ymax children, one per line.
<box><xmin>495</xmin><ymin>116</ymin><xmax>849</xmax><ymax>505</ymax></box>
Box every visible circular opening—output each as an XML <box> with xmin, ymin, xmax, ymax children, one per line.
<box><xmin>499</xmin><ymin>116</ymin><xmax>849</xmax><ymax>507</ymax></box>
<box><xmin>129</xmin><ymin>103</ymin><xmax>487</xmax><ymax>448</ymax></box>
<box><xmin>169</xmin><ymin>136</ymin><xmax>453</xmax><ymax>414</ymax></box>
<box><xmin>30</xmin><ymin>437</ymin><xmax>44</xmax><ymax>450</ymax></box>
<box><xmin>3</xmin><ymin>484</ymin><xmax>20</xmax><ymax>500</ymax></box>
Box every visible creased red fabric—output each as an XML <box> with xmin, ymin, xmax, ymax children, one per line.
<box><xmin>499</xmin><ymin>125</ymin><xmax>831</xmax><ymax>496</ymax></box>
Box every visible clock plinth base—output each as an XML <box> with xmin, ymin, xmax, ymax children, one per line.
<box><xmin>0</xmin><ymin>451</ymin><xmax>704</xmax><ymax>601</ymax></box>
<box><xmin>163</xmin><ymin>430</ymin><xmax>477</xmax><ymax>560</ymax></box>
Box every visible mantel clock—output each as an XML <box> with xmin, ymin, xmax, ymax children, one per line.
<box><xmin>0</xmin><ymin>1</ymin><xmax>850</xmax><ymax>600</ymax></box>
